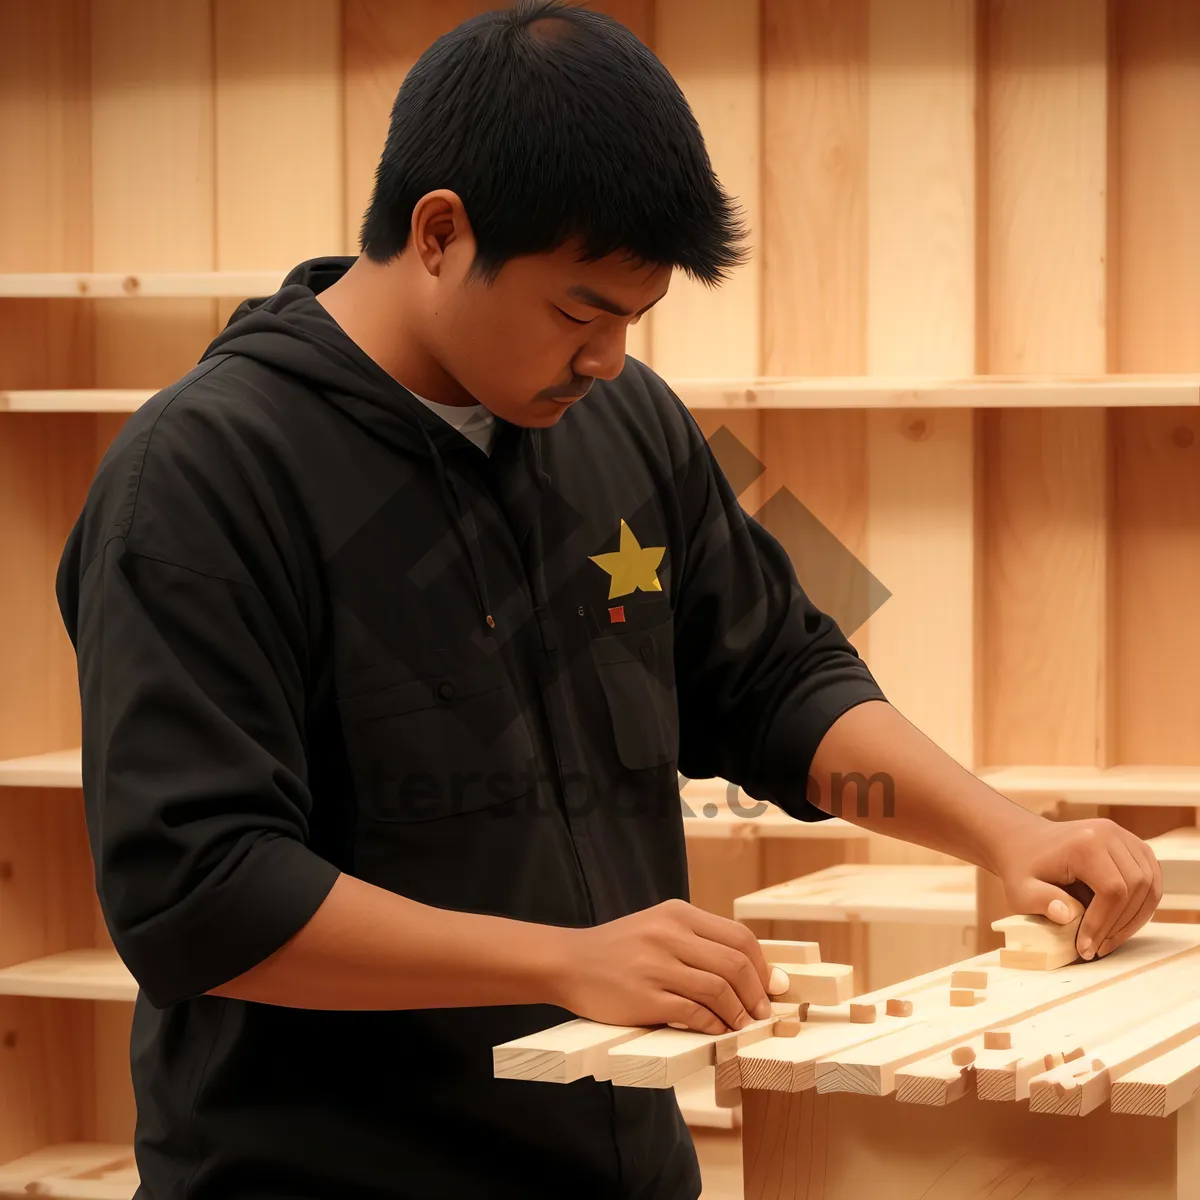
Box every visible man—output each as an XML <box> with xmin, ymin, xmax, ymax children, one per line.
<box><xmin>56</xmin><ymin>2</ymin><xmax>1161</xmax><ymax>1198</ymax></box>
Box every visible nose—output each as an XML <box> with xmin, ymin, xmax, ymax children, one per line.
<box><xmin>574</xmin><ymin>323</ymin><xmax>628</xmax><ymax>382</ymax></box>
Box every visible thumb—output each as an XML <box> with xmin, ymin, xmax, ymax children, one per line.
<box><xmin>1007</xmin><ymin>877</ymin><xmax>1083</xmax><ymax>925</ymax></box>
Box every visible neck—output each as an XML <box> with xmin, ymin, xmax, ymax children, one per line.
<box><xmin>316</xmin><ymin>255</ymin><xmax>479</xmax><ymax>407</ymax></box>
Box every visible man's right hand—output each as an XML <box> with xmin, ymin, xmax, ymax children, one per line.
<box><xmin>550</xmin><ymin>899</ymin><xmax>775</xmax><ymax>1034</ymax></box>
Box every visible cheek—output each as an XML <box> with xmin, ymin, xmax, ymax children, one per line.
<box><xmin>454</xmin><ymin>295</ymin><xmax>569</xmax><ymax>381</ymax></box>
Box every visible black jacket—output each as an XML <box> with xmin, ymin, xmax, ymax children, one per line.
<box><xmin>55</xmin><ymin>257</ymin><xmax>885</xmax><ymax>1199</ymax></box>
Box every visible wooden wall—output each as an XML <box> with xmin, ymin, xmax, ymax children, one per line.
<box><xmin>1</xmin><ymin>0</ymin><xmax>1199</xmax><ymax>1182</ymax></box>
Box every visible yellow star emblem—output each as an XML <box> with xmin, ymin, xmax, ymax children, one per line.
<box><xmin>589</xmin><ymin>519</ymin><xmax>665</xmax><ymax>600</ymax></box>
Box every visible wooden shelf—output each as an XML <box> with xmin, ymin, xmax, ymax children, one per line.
<box><xmin>0</xmin><ymin>271</ymin><xmax>286</xmax><ymax>298</ymax></box>
<box><xmin>732</xmin><ymin>864</ymin><xmax>976</xmax><ymax>926</ymax></box>
<box><xmin>0</xmin><ymin>390</ymin><xmax>152</xmax><ymax>413</ymax></box>
<box><xmin>0</xmin><ymin>950</ymin><xmax>136</xmax><ymax>1002</ymax></box>
<box><xmin>671</xmin><ymin>374</ymin><xmax>1200</xmax><ymax>410</ymax></box>
<box><xmin>5</xmin><ymin>376</ymin><xmax>1200</xmax><ymax>415</ymax></box>
<box><xmin>0</xmin><ymin>1142</ymin><xmax>137</xmax><ymax>1199</ymax></box>
<box><xmin>0</xmin><ymin>749</ymin><xmax>83</xmax><ymax>787</ymax></box>
<box><xmin>980</xmin><ymin>765</ymin><xmax>1200</xmax><ymax>809</ymax></box>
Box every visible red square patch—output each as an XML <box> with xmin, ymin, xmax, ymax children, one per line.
<box><xmin>608</xmin><ymin>606</ymin><xmax>626</xmax><ymax>623</ymax></box>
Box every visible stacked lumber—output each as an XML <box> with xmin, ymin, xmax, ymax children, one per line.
<box><xmin>493</xmin><ymin>940</ymin><xmax>853</xmax><ymax>1107</ymax></box>
<box><xmin>494</xmin><ymin>921</ymin><xmax>1200</xmax><ymax>1121</ymax></box>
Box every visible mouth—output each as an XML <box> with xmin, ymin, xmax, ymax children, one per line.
<box><xmin>545</xmin><ymin>383</ymin><xmax>592</xmax><ymax>404</ymax></box>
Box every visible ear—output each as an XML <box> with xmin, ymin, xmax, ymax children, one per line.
<box><xmin>410</xmin><ymin>190</ymin><xmax>474</xmax><ymax>277</ymax></box>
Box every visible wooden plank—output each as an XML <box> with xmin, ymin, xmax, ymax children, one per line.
<box><xmin>1030</xmin><ymin>999</ymin><xmax>1200</xmax><ymax>1116</ymax></box>
<box><xmin>813</xmin><ymin>928</ymin><xmax>1200</xmax><ymax>1097</ymax></box>
<box><xmin>1149</xmin><ymin>828</ymin><xmax>1200</xmax><ymax>894</ymax></box>
<box><xmin>1113</xmin><ymin>0</ymin><xmax>1200</xmax><ymax>773</ymax></box>
<box><xmin>983</xmin><ymin>0</ymin><xmax>1115</xmax><ymax>811</ymax></box>
<box><xmin>492</xmin><ymin>1018</ymin><xmax>647</xmax><ymax>1084</ymax></box>
<box><xmin>652</xmin><ymin>0</ymin><xmax>759</xmax><ymax>382</ymax></box>
<box><xmin>0</xmin><ymin>1144</ymin><xmax>138</xmax><ymax>1200</ymax></box>
<box><xmin>0</xmin><ymin>950</ymin><xmax>137</xmax><ymax>1003</ymax></box>
<box><xmin>0</xmin><ymin>391</ymin><xmax>153</xmax><ymax>414</ymax></box>
<box><xmin>0</xmin><ymin>271</ymin><xmax>286</xmax><ymax>298</ymax></box>
<box><xmin>980</xmin><ymin>764</ymin><xmax>1200</xmax><ymax>808</ymax></box>
<box><xmin>1111</xmin><ymin>1037</ymin><xmax>1200</xmax><ymax>1118</ymax></box>
<box><xmin>0</xmin><ymin>750</ymin><xmax>83</xmax><ymax>788</ymax></box>
<box><xmin>857</xmin><ymin>0</ymin><xmax>981</xmax><ymax>990</ymax></box>
<box><xmin>215</xmin><ymin>0</ymin><xmax>343</xmax><ymax>270</ymax></box>
<box><xmin>909</xmin><ymin>951</ymin><xmax>1200</xmax><ymax>1104</ymax></box>
<box><xmin>671</xmin><ymin>375</ymin><xmax>1200</xmax><ymax>409</ymax></box>
<box><xmin>6</xmin><ymin>378</ymin><xmax>1200</xmax><ymax>415</ymax></box>
<box><xmin>90</xmin><ymin>0</ymin><xmax>218</xmax><ymax>389</ymax></box>
<box><xmin>735</xmin><ymin>924</ymin><xmax>1200</xmax><ymax>1095</ymax></box>
<box><xmin>733</xmin><ymin>864</ymin><xmax>976</xmax><ymax>926</ymax></box>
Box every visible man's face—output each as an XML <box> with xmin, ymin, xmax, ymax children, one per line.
<box><xmin>428</xmin><ymin>232</ymin><xmax>672</xmax><ymax>427</ymax></box>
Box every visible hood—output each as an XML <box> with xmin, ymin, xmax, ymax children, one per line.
<box><xmin>200</xmin><ymin>256</ymin><xmax>553</xmax><ymax>635</ymax></box>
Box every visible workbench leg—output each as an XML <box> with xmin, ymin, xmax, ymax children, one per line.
<box><xmin>742</xmin><ymin>1088</ymin><xmax>1200</xmax><ymax>1199</ymax></box>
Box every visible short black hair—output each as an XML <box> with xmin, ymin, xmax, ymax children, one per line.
<box><xmin>359</xmin><ymin>0</ymin><xmax>749</xmax><ymax>287</ymax></box>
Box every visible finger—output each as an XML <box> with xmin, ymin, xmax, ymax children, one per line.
<box><xmin>1098</xmin><ymin>839</ymin><xmax>1163</xmax><ymax>955</ymax></box>
<box><xmin>666</xmin><ymin>963</ymin><xmax>753</xmax><ymax>1033</ymax></box>
<box><xmin>1091</xmin><ymin>836</ymin><xmax>1152</xmax><ymax>954</ymax></box>
<box><xmin>665</xmin><ymin>996</ymin><xmax>728</xmax><ymax>1035</ymax></box>
<box><xmin>1074</xmin><ymin>841</ymin><xmax>1131</xmax><ymax>959</ymax></box>
<box><xmin>1008</xmin><ymin>877</ymin><xmax>1085</xmax><ymax>925</ymax></box>
<box><xmin>682</xmin><ymin>907</ymin><xmax>773</xmax><ymax>989</ymax></box>
<box><xmin>1081</xmin><ymin>835</ymin><xmax>1150</xmax><ymax>956</ymax></box>
<box><xmin>675</xmin><ymin>934</ymin><xmax>772</xmax><ymax>1022</ymax></box>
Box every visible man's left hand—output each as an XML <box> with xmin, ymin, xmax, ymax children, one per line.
<box><xmin>993</xmin><ymin>817</ymin><xmax>1163</xmax><ymax>960</ymax></box>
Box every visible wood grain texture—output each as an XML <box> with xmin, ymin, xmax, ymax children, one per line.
<box><xmin>982</xmin><ymin>0</ymin><xmax>1113</xmax><ymax>770</ymax></box>
<box><xmin>859</xmin><ymin>0</ymin><xmax>981</xmax><ymax>989</ymax></box>
<box><xmin>90</xmin><ymin>0</ymin><xmax>217</xmax><ymax>387</ymax></box>
<box><xmin>744</xmin><ymin>1088</ymin><xmax>1196</xmax><ymax>1200</ymax></box>
<box><xmin>215</xmin><ymin>0</ymin><xmax>344</xmax><ymax>267</ymax></box>
<box><xmin>1112</xmin><ymin>1</ymin><xmax>1200</xmax><ymax>769</ymax></box>
<box><xmin>653</xmin><ymin>0</ymin><xmax>760</xmax><ymax>380</ymax></box>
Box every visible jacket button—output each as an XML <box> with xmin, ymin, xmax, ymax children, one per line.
<box><xmin>638</xmin><ymin>638</ymin><xmax>655</xmax><ymax>664</ymax></box>
<box><xmin>436</xmin><ymin>680</ymin><xmax>456</xmax><ymax>702</ymax></box>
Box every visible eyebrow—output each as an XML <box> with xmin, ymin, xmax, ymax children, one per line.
<box><xmin>566</xmin><ymin>284</ymin><xmax>667</xmax><ymax>319</ymax></box>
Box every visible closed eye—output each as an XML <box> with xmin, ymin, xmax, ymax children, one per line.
<box><xmin>554</xmin><ymin>306</ymin><xmax>593</xmax><ymax>326</ymax></box>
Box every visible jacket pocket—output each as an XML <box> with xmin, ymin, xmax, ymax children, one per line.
<box><xmin>590</xmin><ymin>616</ymin><xmax>679</xmax><ymax>771</ymax></box>
<box><xmin>336</xmin><ymin>656</ymin><xmax>537</xmax><ymax>823</ymax></box>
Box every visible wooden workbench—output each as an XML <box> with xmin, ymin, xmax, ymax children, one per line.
<box><xmin>495</xmin><ymin>921</ymin><xmax>1200</xmax><ymax>1199</ymax></box>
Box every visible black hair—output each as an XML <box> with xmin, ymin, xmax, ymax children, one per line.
<box><xmin>359</xmin><ymin>0</ymin><xmax>749</xmax><ymax>287</ymax></box>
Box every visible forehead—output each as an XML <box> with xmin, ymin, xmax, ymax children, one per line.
<box><xmin>525</xmin><ymin>241</ymin><xmax>671</xmax><ymax>303</ymax></box>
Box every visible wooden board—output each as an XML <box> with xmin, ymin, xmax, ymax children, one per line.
<box><xmin>0</xmin><ymin>1143</ymin><xmax>138</xmax><ymax>1200</ymax></box>
<box><xmin>732</xmin><ymin>864</ymin><xmax>975</xmax><ymax>926</ymax></box>
<box><xmin>0</xmin><ymin>951</ymin><xmax>137</xmax><ymax>1003</ymax></box>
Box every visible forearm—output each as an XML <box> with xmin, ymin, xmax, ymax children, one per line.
<box><xmin>807</xmin><ymin>699</ymin><xmax>1044</xmax><ymax>871</ymax></box>
<box><xmin>207</xmin><ymin>871</ymin><xmax>567</xmax><ymax>1010</ymax></box>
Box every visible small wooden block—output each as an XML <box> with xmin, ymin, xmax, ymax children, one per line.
<box><xmin>950</xmin><ymin>989</ymin><xmax>981</xmax><ymax>1007</ymax></box>
<box><xmin>771</xmin><ymin>1002</ymin><xmax>804</xmax><ymax>1019</ymax></box>
<box><xmin>850</xmin><ymin>1003</ymin><xmax>877</xmax><ymax>1024</ymax></box>
<box><xmin>951</xmin><ymin>969</ymin><xmax>988</xmax><ymax>989</ymax></box>
<box><xmin>999</xmin><ymin>945</ymin><xmax>1078</xmax><ymax>971</ymax></box>
<box><xmin>951</xmin><ymin>1046</ymin><xmax>976</xmax><ymax>1066</ymax></box>
<box><xmin>771</xmin><ymin>962</ymin><xmax>855</xmax><ymax>1006</ymax></box>
<box><xmin>984</xmin><ymin>1029</ymin><xmax>1012</xmax><ymax>1050</ymax></box>
<box><xmin>758</xmin><ymin>939</ymin><xmax>821</xmax><ymax>965</ymax></box>
<box><xmin>1063</xmin><ymin>1045</ymin><xmax>1085</xmax><ymax>1063</ymax></box>
<box><xmin>713</xmin><ymin>1077</ymin><xmax>742</xmax><ymax>1108</ymax></box>
<box><xmin>775</xmin><ymin>1016</ymin><xmax>802</xmax><ymax>1037</ymax></box>
<box><xmin>886</xmin><ymin>998</ymin><xmax>913</xmax><ymax>1017</ymax></box>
